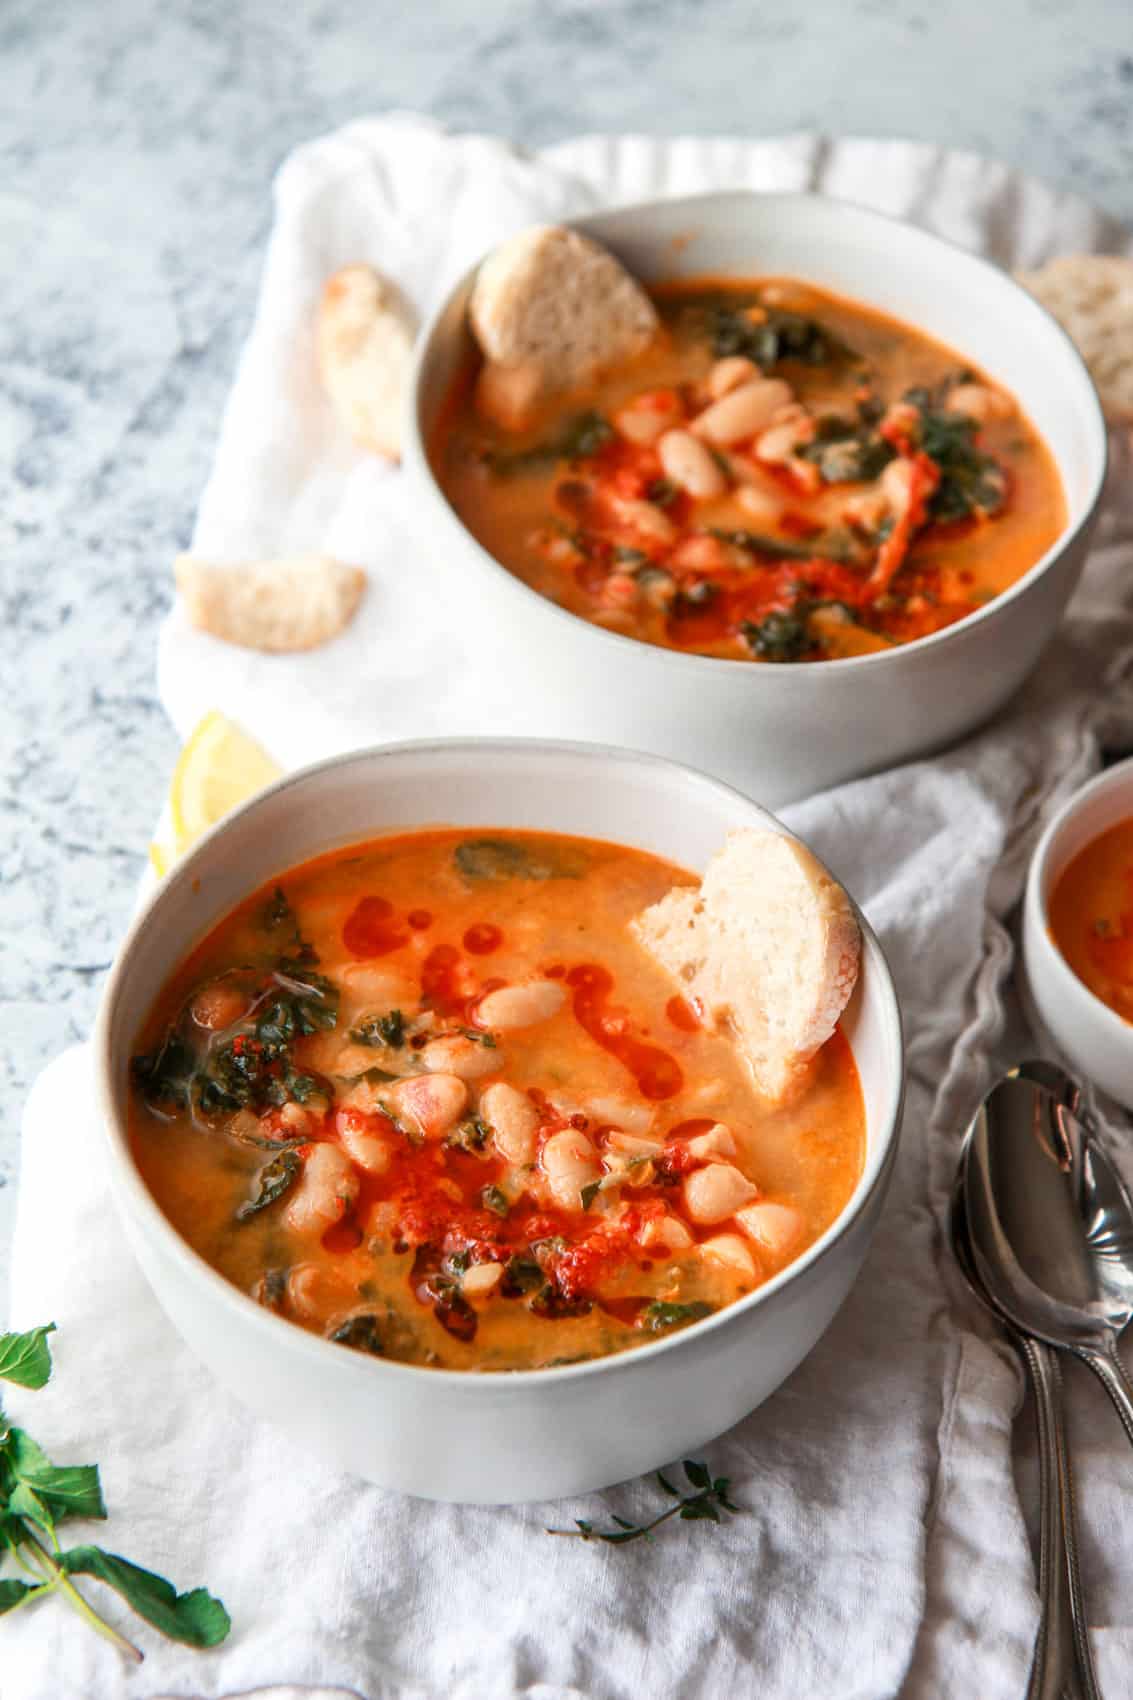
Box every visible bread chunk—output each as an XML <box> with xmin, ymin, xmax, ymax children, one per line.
<box><xmin>1015</xmin><ymin>254</ymin><xmax>1133</xmax><ymax>423</ymax></box>
<box><xmin>317</xmin><ymin>264</ymin><xmax>418</xmax><ymax>459</ymax></box>
<box><xmin>175</xmin><ymin>554</ymin><xmax>366</xmax><ymax>653</ymax></box>
<box><xmin>469</xmin><ymin>225</ymin><xmax>659</xmax><ymax>429</ymax></box>
<box><xmin>632</xmin><ymin>828</ymin><xmax>861</xmax><ymax>1104</ymax></box>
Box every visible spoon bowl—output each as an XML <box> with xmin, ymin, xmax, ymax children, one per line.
<box><xmin>964</xmin><ymin>1071</ymin><xmax>1133</xmax><ymax>1446</ymax></box>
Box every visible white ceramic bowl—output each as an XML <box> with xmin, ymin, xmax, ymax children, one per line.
<box><xmin>1024</xmin><ymin>756</ymin><xmax>1133</xmax><ymax>1109</ymax></box>
<box><xmin>405</xmin><ymin>191</ymin><xmax>1107</xmax><ymax>807</ymax></box>
<box><xmin>96</xmin><ymin>740</ymin><xmax>904</xmax><ymax>1504</ymax></box>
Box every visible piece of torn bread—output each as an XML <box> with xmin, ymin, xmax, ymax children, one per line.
<box><xmin>1014</xmin><ymin>254</ymin><xmax>1133</xmax><ymax>424</ymax></box>
<box><xmin>175</xmin><ymin>554</ymin><xmax>367</xmax><ymax>653</ymax></box>
<box><xmin>317</xmin><ymin>264</ymin><xmax>418</xmax><ymax>459</ymax></box>
<box><xmin>469</xmin><ymin>224</ymin><xmax>659</xmax><ymax>429</ymax></box>
<box><xmin>631</xmin><ymin>828</ymin><xmax>861</xmax><ymax>1104</ymax></box>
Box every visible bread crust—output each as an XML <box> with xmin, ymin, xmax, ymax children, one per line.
<box><xmin>631</xmin><ymin>828</ymin><xmax>861</xmax><ymax>1104</ymax></box>
<box><xmin>175</xmin><ymin>554</ymin><xmax>367</xmax><ymax>653</ymax></box>
<box><xmin>317</xmin><ymin>264</ymin><xmax>417</xmax><ymax>459</ymax></box>
<box><xmin>1015</xmin><ymin>254</ymin><xmax>1133</xmax><ymax>424</ymax></box>
<box><xmin>469</xmin><ymin>225</ymin><xmax>658</xmax><ymax>428</ymax></box>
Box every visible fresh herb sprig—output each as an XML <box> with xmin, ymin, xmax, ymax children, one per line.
<box><xmin>0</xmin><ymin>1324</ymin><xmax>230</xmax><ymax>1661</ymax></box>
<box><xmin>546</xmin><ymin>1459</ymin><xmax>742</xmax><ymax>1545</ymax></box>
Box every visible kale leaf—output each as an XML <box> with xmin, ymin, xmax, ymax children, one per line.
<box><xmin>488</xmin><ymin>410</ymin><xmax>613</xmax><ymax>474</ymax></box>
<box><xmin>640</xmin><ymin>1300</ymin><xmax>715</xmax><ymax>1332</ymax></box>
<box><xmin>741</xmin><ymin>610</ymin><xmax>814</xmax><ymax>663</ymax></box>
<box><xmin>235</xmin><ymin>1149</ymin><xmax>302</xmax><ymax>1222</ymax></box>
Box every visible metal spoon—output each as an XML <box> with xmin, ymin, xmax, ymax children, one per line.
<box><xmin>951</xmin><ymin>1143</ymin><xmax>1098</xmax><ymax>1698</ymax></box>
<box><xmin>964</xmin><ymin>1070</ymin><xmax>1133</xmax><ymax>1445</ymax></box>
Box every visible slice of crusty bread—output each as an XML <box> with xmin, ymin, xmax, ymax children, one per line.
<box><xmin>175</xmin><ymin>554</ymin><xmax>367</xmax><ymax>653</ymax></box>
<box><xmin>317</xmin><ymin>264</ymin><xmax>418</xmax><ymax>459</ymax></box>
<box><xmin>631</xmin><ymin>828</ymin><xmax>861</xmax><ymax>1104</ymax></box>
<box><xmin>1015</xmin><ymin>254</ymin><xmax>1133</xmax><ymax>424</ymax></box>
<box><xmin>469</xmin><ymin>224</ymin><xmax>658</xmax><ymax>428</ymax></box>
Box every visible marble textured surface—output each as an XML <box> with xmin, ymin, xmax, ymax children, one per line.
<box><xmin>3</xmin><ymin>0</ymin><xmax>1133</xmax><ymax>1311</ymax></box>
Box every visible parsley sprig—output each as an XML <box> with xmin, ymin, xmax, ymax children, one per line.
<box><xmin>0</xmin><ymin>1324</ymin><xmax>229</xmax><ymax>1661</ymax></box>
<box><xmin>546</xmin><ymin>1459</ymin><xmax>742</xmax><ymax>1545</ymax></box>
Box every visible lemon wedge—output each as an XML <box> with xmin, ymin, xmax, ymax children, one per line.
<box><xmin>149</xmin><ymin>712</ymin><xmax>282</xmax><ymax>873</ymax></box>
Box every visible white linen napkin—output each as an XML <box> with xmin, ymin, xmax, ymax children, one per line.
<box><xmin>7</xmin><ymin>117</ymin><xmax>1133</xmax><ymax>1699</ymax></box>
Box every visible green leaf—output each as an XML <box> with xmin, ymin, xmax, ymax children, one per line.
<box><xmin>640</xmin><ymin>1300</ymin><xmax>715</xmax><ymax>1333</ymax></box>
<box><xmin>487</xmin><ymin>410</ymin><xmax>613</xmax><ymax>475</ymax></box>
<box><xmin>328</xmin><ymin>1314</ymin><xmax>385</xmax><ymax>1357</ymax></box>
<box><xmin>6</xmin><ymin>1429</ymin><xmax>106</xmax><ymax>1523</ymax></box>
<box><xmin>349</xmin><ymin>1009</ymin><xmax>405</xmax><ymax>1048</ymax></box>
<box><xmin>679</xmin><ymin>1499</ymin><xmax>721</xmax><ymax>1523</ymax></box>
<box><xmin>705</xmin><ymin>303</ymin><xmax>859</xmax><ymax>370</ymax></box>
<box><xmin>656</xmin><ymin>1471</ymin><xmax>680</xmax><ymax>1498</ymax></box>
<box><xmin>580</xmin><ymin>1180</ymin><xmax>601</xmax><ymax>1212</ymax></box>
<box><xmin>0</xmin><ymin>1579</ymin><xmax>35</xmax><ymax>1614</ymax></box>
<box><xmin>682</xmin><ymin>1458</ymin><xmax>711</xmax><ymax>1491</ymax></box>
<box><xmin>7</xmin><ymin>1482</ymin><xmax>55</xmax><ymax>1536</ymax></box>
<box><xmin>0</xmin><ymin>1324</ymin><xmax>56</xmax><ymax>1390</ymax></box>
<box><xmin>480</xmin><ymin>1185</ymin><xmax>509</xmax><ymax>1219</ymax></box>
<box><xmin>59</xmin><ymin>1547</ymin><xmax>231</xmax><ymax>1648</ymax></box>
<box><xmin>711</xmin><ymin>527</ymin><xmax>820</xmax><ymax>562</ymax></box>
<box><xmin>741</xmin><ymin>610</ymin><xmax>813</xmax><ymax>663</ymax></box>
<box><xmin>236</xmin><ymin>1148</ymin><xmax>301</xmax><ymax>1222</ymax></box>
<box><xmin>454</xmin><ymin>838</ymin><xmax>583</xmax><ymax>882</ymax></box>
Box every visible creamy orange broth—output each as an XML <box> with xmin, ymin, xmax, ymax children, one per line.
<box><xmin>129</xmin><ymin>830</ymin><xmax>864</xmax><ymax>1371</ymax></box>
<box><xmin>434</xmin><ymin>277</ymin><xmax>1065</xmax><ymax>662</ymax></box>
<box><xmin>1049</xmin><ymin>818</ymin><xmax>1133</xmax><ymax>1023</ymax></box>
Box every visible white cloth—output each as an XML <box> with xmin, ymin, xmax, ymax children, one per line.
<box><xmin>7</xmin><ymin>118</ymin><xmax>1133</xmax><ymax>1699</ymax></box>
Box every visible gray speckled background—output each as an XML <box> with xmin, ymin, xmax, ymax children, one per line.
<box><xmin>3</xmin><ymin>0</ymin><xmax>1132</xmax><ymax>1312</ymax></box>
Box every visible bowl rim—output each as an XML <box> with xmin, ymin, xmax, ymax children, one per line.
<box><xmin>95</xmin><ymin>735</ymin><xmax>906</xmax><ymax>1391</ymax></box>
<box><xmin>404</xmin><ymin>186</ymin><xmax>1108</xmax><ymax>682</ymax></box>
<box><xmin>1026</xmin><ymin>752</ymin><xmax>1133</xmax><ymax>1049</ymax></box>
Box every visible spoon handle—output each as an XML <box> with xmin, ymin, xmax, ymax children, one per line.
<box><xmin>1076</xmin><ymin>1342</ymin><xmax>1133</xmax><ymax>1451</ymax></box>
<box><xmin>1021</xmin><ymin>1337</ymin><xmax>1101</xmax><ymax>1700</ymax></box>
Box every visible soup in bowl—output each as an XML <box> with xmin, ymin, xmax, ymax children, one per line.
<box><xmin>97</xmin><ymin>741</ymin><xmax>904</xmax><ymax>1502</ymax></box>
<box><xmin>434</xmin><ymin>274</ymin><xmax>1065</xmax><ymax>664</ymax></box>
<box><xmin>406</xmin><ymin>194</ymin><xmax>1107</xmax><ymax>805</ymax></box>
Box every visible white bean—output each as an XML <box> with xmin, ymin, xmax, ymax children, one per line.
<box><xmin>541</xmin><ymin>1129</ymin><xmax>601</xmax><ymax>1210</ymax></box>
<box><xmin>638</xmin><ymin>1212</ymin><xmax>693</xmax><ymax>1251</ymax></box>
<box><xmin>337</xmin><ymin>964</ymin><xmax>414</xmax><ymax>1004</ymax></box>
<box><xmin>686</xmin><ymin>1123</ymin><xmax>737</xmax><ymax>1160</ymax></box>
<box><xmin>657</xmin><ymin>429</ymin><xmax>727</xmax><ymax>499</ymax></box>
<box><xmin>388</xmin><ymin>1073</ymin><xmax>468</xmax><ymax>1139</ymax></box>
<box><xmin>947</xmin><ymin>382</ymin><xmax>1013</xmax><ymax>423</ymax></box>
<box><xmin>336</xmin><ymin>1117</ymin><xmax>393</xmax><ymax>1175</ymax></box>
<box><xmin>682</xmin><ymin>1162</ymin><xmax>759</xmax><ymax>1225</ymax></box>
<box><xmin>707</xmin><ymin>356</ymin><xmax>759</xmax><ymax>400</ymax></box>
<box><xmin>480</xmin><ymin>1082</ymin><xmax>539</xmax><ymax>1164</ymax></box>
<box><xmin>286</xmin><ymin>1262</ymin><xmax>356</xmax><ymax>1321</ymax></box>
<box><xmin>699</xmin><ymin>1233</ymin><xmax>758</xmax><ymax>1277</ymax></box>
<box><xmin>607</xmin><ymin>492</ymin><xmax>677</xmax><ymax>545</ymax></box>
<box><xmin>605</xmin><ymin>1130</ymin><xmax>663</xmax><ymax>1157</ymax></box>
<box><xmin>691</xmin><ymin>379</ymin><xmax>793</xmax><ymax>446</ymax></box>
<box><xmin>190</xmin><ymin>979</ymin><xmax>249</xmax><ymax>1031</ymax></box>
<box><xmin>583</xmin><ymin>1094</ymin><xmax>655</xmax><ymax>1135</ymax></box>
<box><xmin>735</xmin><ymin>483</ymin><xmax>783</xmax><ymax>526</ymax></box>
<box><xmin>462</xmin><ymin>1262</ymin><xmax>504</xmax><ymax>1298</ymax></box>
<box><xmin>614</xmin><ymin>393</ymin><xmax>682</xmax><ymax>445</ymax></box>
<box><xmin>279</xmin><ymin>1101</ymin><xmax>318</xmax><ymax>1136</ymax></box>
<box><xmin>881</xmin><ymin>455</ymin><xmax>917</xmax><ymax>517</ymax></box>
<box><xmin>283</xmin><ymin>1144</ymin><xmax>359</xmax><ymax>1236</ymax></box>
<box><xmin>735</xmin><ymin>1201</ymin><xmax>806</xmax><ymax>1258</ymax></box>
<box><xmin>421</xmin><ymin>1034</ymin><xmax>501</xmax><ymax>1080</ymax></box>
<box><xmin>476</xmin><ymin>979</ymin><xmax>565</xmax><ymax>1031</ymax></box>
<box><xmin>754</xmin><ymin>416</ymin><xmax>813</xmax><ymax>465</ymax></box>
<box><xmin>841</xmin><ymin>487</ymin><xmax>888</xmax><ymax>530</ymax></box>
